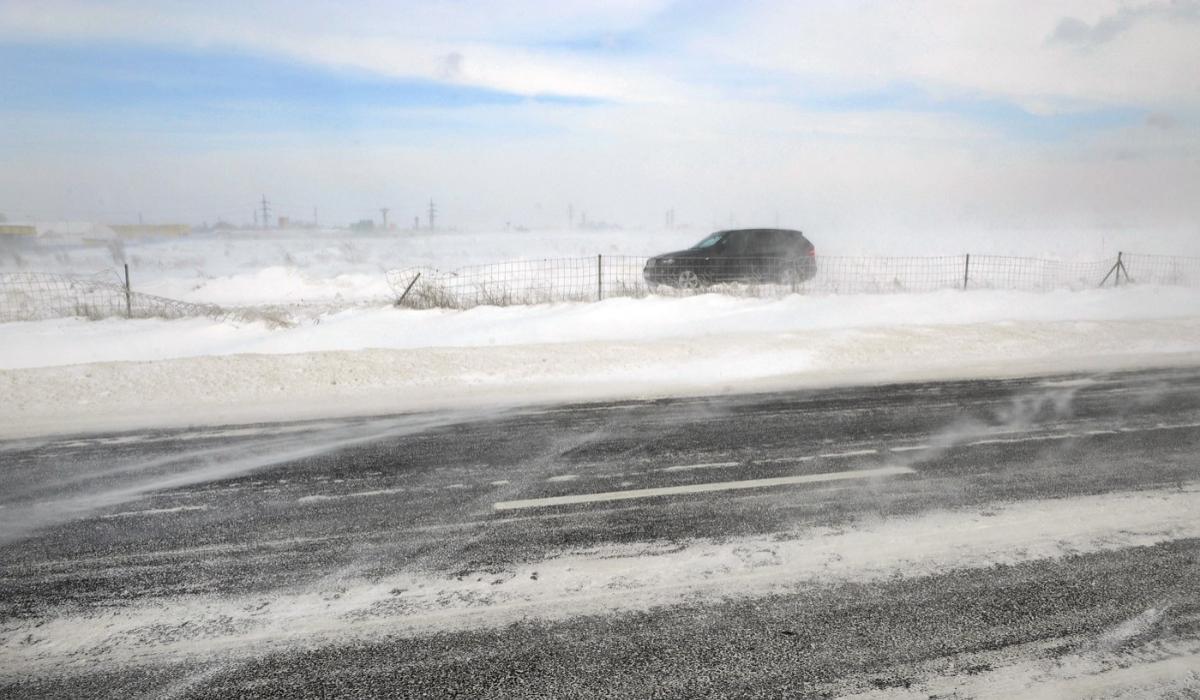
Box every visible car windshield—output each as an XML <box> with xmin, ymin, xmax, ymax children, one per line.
<box><xmin>691</xmin><ymin>232</ymin><xmax>725</xmax><ymax>249</ymax></box>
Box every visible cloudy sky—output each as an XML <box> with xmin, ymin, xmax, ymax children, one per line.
<box><xmin>0</xmin><ymin>1</ymin><xmax>1197</xmax><ymax>243</ymax></box>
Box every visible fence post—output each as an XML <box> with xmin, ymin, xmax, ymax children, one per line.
<box><xmin>1099</xmin><ymin>252</ymin><xmax>1122</xmax><ymax>288</ymax></box>
<box><xmin>396</xmin><ymin>272</ymin><xmax>421</xmax><ymax>307</ymax></box>
<box><xmin>597</xmin><ymin>254</ymin><xmax>603</xmax><ymax>301</ymax></box>
<box><xmin>963</xmin><ymin>254</ymin><xmax>970</xmax><ymax>290</ymax></box>
<box><xmin>123</xmin><ymin>263</ymin><xmax>132</xmax><ymax>318</ymax></box>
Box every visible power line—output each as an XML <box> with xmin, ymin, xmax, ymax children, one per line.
<box><xmin>260</xmin><ymin>195</ymin><xmax>272</xmax><ymax>230</ymax></box>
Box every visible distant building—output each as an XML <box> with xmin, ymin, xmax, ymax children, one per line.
<box><xmin>0</xmin><ymin>224</ymin><xmax>37</xmax><ymax>237</ymax></box>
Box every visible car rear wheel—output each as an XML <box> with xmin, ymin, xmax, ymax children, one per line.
<box><xmin>677</xmin><ymin>270</ymin><xmax>701</xmax><ymax>290</ymax></box>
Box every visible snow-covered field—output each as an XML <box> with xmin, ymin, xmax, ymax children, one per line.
<box><xmin>3</xmin><ymin>228</ymin><xmax>1200</xmax><ymax>438</ymax></box>
<box><xmin>3</xmin><ymin>285</ymin><xmax>1199</xmax><ymax>370</ymax></box>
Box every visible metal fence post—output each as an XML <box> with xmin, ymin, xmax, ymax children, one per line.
<box><xmin>396</xmin><ymin>272</ymin><xmax>421</xmax><ymax>307</ymax></box>
<box><xmin>1099</xmin><ymin>252</ymin><xmax>1122</xmax><ymax>288</ymax></box>
<box><xmin>123</xmin><ymin>263</ymin><xmax>132</xmax><ymax>318</ymax></box>
<box><xmin>1116</xmin><ymin>251</ymin><xmax>1123</xmax><ymax>286</ymax></box>
<box><xmin>963</xmin><ymin>254</ymin><xmax>970</xmax><ymax>290</ymax></box>
<box><xmin>597</xmin><ymin>254</ymin><xmax>603</xmax><ymax>301</ymax></box>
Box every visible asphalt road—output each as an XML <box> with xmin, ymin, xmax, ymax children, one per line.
<box><xmin>2</xmin><ymin>367</ymin><xmax>1200</xmax><ymax>698</ymax></box>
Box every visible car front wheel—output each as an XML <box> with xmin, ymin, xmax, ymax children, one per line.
<box><xmin>677</xmin><ymin>270</ymin><xmax>701</xmax><ymax>290</ymax></box>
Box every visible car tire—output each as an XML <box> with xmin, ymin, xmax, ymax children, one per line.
<box><xmin>677</xmin><ymin>270</ymin><xmax>701</xmax><ymax>290</ymax></box>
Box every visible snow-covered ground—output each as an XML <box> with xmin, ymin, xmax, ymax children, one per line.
<box><xmin>3</xmin><ymin>229</ymin><xmax>1200</xmax><ymax>438</ymax></box>
<box><xmin>2</xmin><ymin>286</ymin><xmax>1200</xmax><ymax>438</ymax></box>
<box><xmin>2</xmin><ymin>285</ymin><xmax>1199</xmax><ymax>370</ymax></box>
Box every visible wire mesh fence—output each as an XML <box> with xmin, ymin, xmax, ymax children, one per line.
<box><xmin>5</xmin><ymin>252</ymin><xmax>1198</xmax><ymax>323</ymax></box>
<box><xmin>0</xmin><ymin>271</ymin><xmax>289</xmax><ymax>325</ymax></box>
<box><xmin>386</xmin><ymin>252</ymin><xmax>1200</xmax><ymax>310</ymax></box>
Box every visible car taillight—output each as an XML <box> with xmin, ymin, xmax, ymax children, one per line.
<box><xmin>807</xmin><ymin>247</ymin><xmax>816</xmax><ymax>257</ymax></box>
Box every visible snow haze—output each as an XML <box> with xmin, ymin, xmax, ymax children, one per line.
<box><xmin>1</xmin><ymin>1</ymin><xmax>1198</xmax><ymax>251</ymax></box>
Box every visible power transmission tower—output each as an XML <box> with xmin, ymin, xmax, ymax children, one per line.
<box><xmin>380</xmin><ymin>208</ymin><xmax>390</xmax><ymax>230</ymax></box>
<box><xmin>260</xmin><ymin>195</ymin><xmax>271</xmax><ymax>230</ymax></box>
<box><xmin>428</xmin><ymin>199</ymin><xmax>437</xmax><ymax>231</ymax></box>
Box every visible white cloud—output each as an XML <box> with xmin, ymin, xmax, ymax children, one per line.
<box><xmin>0</xmin><ymin>0</ymin><xmax>683</xmax><ymax>101</ymax></box>
<box><xmin>4</xmin><ymin>0</ymin><xmax>1198</xmax><ymax>109</ymax></box>
<box><xmin>698</xmin><ymin>0</ymin><xmax>1200</xmax><ymax>111</ymax></box>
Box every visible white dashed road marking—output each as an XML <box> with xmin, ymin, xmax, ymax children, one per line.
<box><xmin>817</xmin><ymin>449</ymin><xmax>878</xmax><ymax>459</ymax></box>
<box><xmin>493</xmin><ymin>465</ymin><xmax>915</xmax><ymax>511</ymax></box>
<box><xmin>660</xmin><ymin>461</ymin><xmax>740</xmax><ymax>472</ymax></box>
<box><xmin>102</xmin><ymin>505</ymin><xmax>208</xmax><ymax>518</ymax></box>
<box><xmin>298</xmin><ymin>488</ymin><xmax>404</xmax><ymax>503</ymax></box>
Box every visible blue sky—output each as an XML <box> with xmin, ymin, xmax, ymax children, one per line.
<box><xmin>0</xmin><ymin>35</ymin><xmax>1147</xmax><ymax>145</ymax></box>
<box><xmin>0</xmin><ymin>1</ymin><xmax>1196</xmax><ymax>230</ymax></box>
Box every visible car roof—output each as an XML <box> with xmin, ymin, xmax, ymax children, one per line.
<box><xmin>710</xmin><ymin>231</ymin><xmax>806</xmax><ymax>242</ymax></box>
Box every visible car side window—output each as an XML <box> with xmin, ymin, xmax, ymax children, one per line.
<box><xmin>745</xmin><ymin>231</ymin><xmax>778</xmax><ymax>256</ymax></box>
<box><xmin>720</xmin><ymin>231</ymin><xmax>748</xmax><ymax>255</ymax></box>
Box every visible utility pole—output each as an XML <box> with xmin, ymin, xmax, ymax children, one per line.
<box><xmin>428</xmin><ymin>199</ymin><xmax>437</xmax><ymax>231</ymax></box>
<box><xmin>380</xmin><ymin>208</ymin><xmax>390</xmax><ymax>230</ymax></box>
<box><xmin>260</xmin><ymin>195</ymin><xmax>271</xmax><ymax>230</ymax></box>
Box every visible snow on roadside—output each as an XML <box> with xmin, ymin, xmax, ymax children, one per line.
<box><xmin>2</xmin><ymin>285</ymin><xmax>1199</xmax><ymax>438</ymax></box>
<box><xmin>3</xmin><ymin>317</ymin><xmax>1200</xmax><ymax>439</ymax></box>
<box><xmin>2</xmin><ymin>285</ymin><xmax>1199</xmax><ymax>370</ymax></box>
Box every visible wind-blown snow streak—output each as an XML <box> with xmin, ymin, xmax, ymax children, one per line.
<box><xmin>3</xmin><ymin>486</ymin><xmax>1199</xmax><ymax>674</ymax></box>
<box><xmin>3</xmin><ymin>317</ymin><xmax>1200</xmax><ymax>439</ymax></box>
<box><xmin>0</xmin><ymin>410</ymin><xmax>509</xmax><ymax>545</ymax></box>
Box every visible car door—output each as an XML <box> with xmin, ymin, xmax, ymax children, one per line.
<box><xmin>742</xmin><ymin>230</ymin><xmax>777</xmax><ymax>280</ymax></box>
<box><xmin>717</xmin><ymin>230</ymin><xmax>751</xmax><ymax>282</ymax></box>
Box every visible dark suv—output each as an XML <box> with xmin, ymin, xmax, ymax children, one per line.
<box><xmin>644</xmin><ymin>228</ymin><xmax>817</xmax><ymax>289</ymax></box>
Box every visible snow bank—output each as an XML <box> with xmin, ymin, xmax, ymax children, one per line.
<box><xmin>3</xmin><ymin>316</ymin><xmax>1200</xmax><ymax>439</ymax></box>
<box><xmin>3</xmin><ymin>285</ymin><xmax>1199</xmax><ymax>438</ymax></box>
<box><xmin>3</xmin><ymin>286</ymin><xmax>1199</xmax><ymax>370</ymax></box>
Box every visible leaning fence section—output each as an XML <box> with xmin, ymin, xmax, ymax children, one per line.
<box><xmin>386</xmin><ymin>252</ymin><xmax>1200</xmax><ymax>310</ymax></box>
